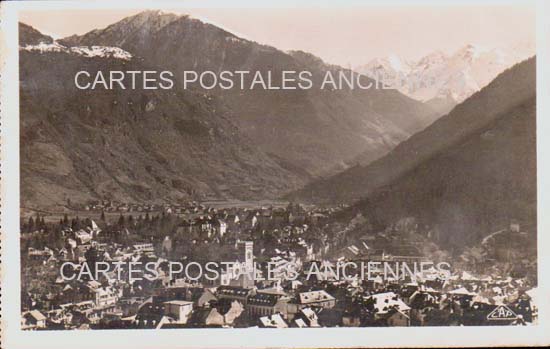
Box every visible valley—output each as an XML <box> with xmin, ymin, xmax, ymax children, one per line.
<box><xmin>17</xmin><ymin>9</ymin><xmax>538</xmax><ymax>331</ymax></box>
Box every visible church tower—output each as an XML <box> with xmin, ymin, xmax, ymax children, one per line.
<box><xmin>240</xmin><ymin>241</ymin><xmax>254</xmax><ymax>288</ymax></box>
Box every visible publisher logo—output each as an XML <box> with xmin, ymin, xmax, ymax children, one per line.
<box><xmin>487</xmin><ymin>305</ymin><xmax>518</xmax><ymax>321</ymax></box>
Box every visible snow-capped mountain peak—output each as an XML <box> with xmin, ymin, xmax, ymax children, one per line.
<box><xmin>417</xmin><ymin>50</ymin><xmax>447</xmax><ymax>66</ymax></box>
<box><xmin>356</xmin><ymin>43</ymin><xmax>535</xmax><ymax>113</ymax></box>
<box><xmin>456</xmin><ymin>43</ymin><xmax>487</xmax><ymax>60</ymax></box>
<box><xmin>386</xmin><ymin>54</ymin><xmax>411</xmax><ymax>73</ymax></box>
<box><xmin>358</xmin><ymin>54</ymin><xmax>413</xmax><ymax>77</ymax></box>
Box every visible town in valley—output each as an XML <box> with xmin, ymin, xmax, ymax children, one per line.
<box><xmin>20</xmin><ymin>199</ymin><xmax>537</xmax><ymax>330</ymax></box>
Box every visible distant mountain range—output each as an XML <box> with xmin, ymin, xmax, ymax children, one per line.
<box><xmin>289</xmin><ymin>57</ymin><xmax>536</xmax><ymax>248</ymax></box>
<box><xmin>19</xmin><ymin>13</ymin><xmax>537</xmax><ymax>251</ymax></box>
<box><xmin>19</xmin><ymin>13</ymin><xmax>438</xmax><ymax>209</ymax></box>
<box><xmin>356</xmin><ymin>43</ymin><xmax>534</xmax><ymax>115</ymax></box>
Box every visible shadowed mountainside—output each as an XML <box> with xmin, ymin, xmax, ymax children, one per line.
<box><xmin>59</xmin><ymin>10</ymin><xmax>438</xmax><ymax>177</ymax></box>
<box><xmin>20</xmin><ymin>46</ymin><xmax>311</xmax><ymax>209</ymax></box>
<box><xmin>292</xmin><ymin>58</ymin><xmax>536</xmax><ymax>248</ymax></box>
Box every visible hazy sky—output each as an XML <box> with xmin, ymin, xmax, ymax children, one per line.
<box><xmin>19</xmin><ymin>6</ymin><xmax>535</xmax><ymax>66</ymax></box>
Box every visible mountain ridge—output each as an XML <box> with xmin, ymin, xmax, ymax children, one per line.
<box><xmin>57</xmin><ymin>10</ymin><xmax>438</xmax><ymax>177</ymax></box>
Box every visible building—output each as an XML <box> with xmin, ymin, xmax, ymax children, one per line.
<box><xmin>135</xmin><ymin>302</ymin><xmax>170</xmax><ymax>329</ymax></box>
<box><xmin>163</xmin><ymin>300</ymin><xmax>193</xmax><ymax>324</ymax></box>
<box><xmin>162</xmin><ymin>287</ymin><xmax>217</xmax><ymax>307</ymax></box>
<box><xmin>187</xmin><ymin>307</ymin><xmax>224</xmax><ymax>327</ymax></box>
<box><xmin>286</xmin><ymin>290</ymin><xmax>336</xmax><ymax>321</ymax></box>
<box><xmin>222</xmin><ymin>241</ymin><xmax>255</xmax><ymax>288</ymax></box>
<box><xmin>21</xmin><ymin>310</ymin><xmax>47</xmax><ymax>330</ymax></box>
<box><xmin>215</xmin><ymin>299</ymin><xmax>244</xmax><ymax>326</ymax></box>
<box><xmin>74</xmin><ymin>230</ymin><xmax>93</xmax><ymax>244</ymax></box>
<box><xmin>86</xmin><ymin>282</ymin><xmax>119</xmax><ymax>308</ymax></box>
<box><xmin>133</xmin><ymin>243</ymin><xmax>154</xmax><ymax>253</ymax></box>
<box><xmin>241</xmin><ymin>241</ymin><xmax>254</xmax><ymax>288</ymax></box>
<box><xmin>298</xmin><ymin>290</ymin><xmax>336</xmax><ymax>309</ymax></box>
<box><xmin>365</xmin><ymin>292</ymin><xmax>411</xmax><ymax>320</ymax></box>
<box><xmin>380</xmin><ymin>308</ymin><xmax>411</xmax><ymax>326</ymax></box>
<box><xmin>293</xmin><ymin>307</ymin><xmax>320</xmax><ymax>327</ymax></box>
<box><xmin>218</xmin><ymin>219</ymin><xmax>228</xmax><ymax>237</ymax></box>
<box><xmin>258</xmin><ymin>313</ymin><xmax>288</xmax><ymax>328</ymax></box>
<box><xmin>216</xmin><ymin>286</ymin><xmax>254</xmax><ymax>304</ymax></box>
<box><xmin>246</xmin><ymin>292</ymin><xmax>288</xmax><ymax>317</ymax></box>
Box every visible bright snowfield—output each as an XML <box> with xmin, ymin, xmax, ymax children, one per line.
<box><xmin>21</xmin><ymin>41</ymin><xmax>132</xmax><ymax>61</ymax></box>
<box><xmin>356</xmin><ymin>43</ymin><xmax>535</xmax><ymax>104</ymax></box>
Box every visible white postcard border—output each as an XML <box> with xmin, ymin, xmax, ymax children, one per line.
<box><xmin>1</xmin><ymin>0</ymin><xmax>549</xmax><ymax>348</ymax></box>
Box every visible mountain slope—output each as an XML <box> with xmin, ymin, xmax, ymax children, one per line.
<box><xmin>19</xmin><ymin>22</ymin><xmax>53</xmax><ymax>45</ymax></box>
<box><xmin>60</xmin><ymin>10</ymin><xmax>438</xmax><ymax>176</ymax></box>
<box><xmin>363</xmin><ymin>96</ymin><xmax>535</xmax><ymax>248</ymax></box>
<box><xmin>19</xmin><ymin>36</ymin><xmax>310</xmax><ymax>209</ymax></box>
<box><xmin>289</xmin><ymin>58</ymin><xmax>535</xmax><ymax>200</ymax></box>
<box><xmin>291</xmin><ymin>58</ymin><xmax>536</xmax><ymax>248</ymax></box>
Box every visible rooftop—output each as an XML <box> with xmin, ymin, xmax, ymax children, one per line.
<box><xmin>299</xmin><ymin>290</ymin><xmax>335</xmax><ymax>304</ymax></box>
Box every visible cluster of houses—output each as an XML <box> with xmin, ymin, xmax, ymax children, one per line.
<box><xmin>77</xmin><ymin>200</ymin><xmax>343</xmax><ymax>219</ymax></box>
<box><xmin>175</xmin><ymin>204</ymin><xmax>331</xmax><ymax>238</ymax></box>
<box><xmin>72</xmin><ymin>199</ymin><xmax>190</xmax><ymax>213</ymax></box>
<box><xmin>21</xmin><ymin>263</ymin><xmax>538</xmax><ymax>330</ymax></box>
<box><xmin>22</xmin><ymin>247</ymin><xmax>537</xmax><ymax>329</ymax></box>
<box><xmin>21</xmin><ymin>204</ymin><xmax>537</xmax><ymax>330</ymax></box>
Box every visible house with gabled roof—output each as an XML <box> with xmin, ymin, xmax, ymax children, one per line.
<box><xmin>258</xmin><ymin>313</ymin><xmax>288</xmax><ymax>328</ymax></box>
<box><xmin>21</xmin><ymin>310</ymin><xmax>47</xmax><ymax>330</ymax></box>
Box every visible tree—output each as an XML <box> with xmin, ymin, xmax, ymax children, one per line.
<box><xmin>27</xmin><ymin>216</ymin><xmax>35</xmax><ymax>233</ymax></box>
<box><xmin>47</xmin><ymin>229</ymin><xmax>63</xmax><ymax>250</ymax></box>
<box><xmin>118</xmin><ymin>214</ymin><xmax>125</xmax><ymax>227</ymax></box>
<box><xmin>100</xmin><ymin>210</ymin><xmax>106</xmax><ymax>222</ymax></box>
<box><xmin>71</xmin><ymin>216</ymin><xmax>81</xmax><ymax>230</ymax></box>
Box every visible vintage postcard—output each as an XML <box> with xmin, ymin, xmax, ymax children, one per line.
<box><xmin>1</xmin><ymin>0</ymin><xmax>549</xmax><ymax>348</ymax></box>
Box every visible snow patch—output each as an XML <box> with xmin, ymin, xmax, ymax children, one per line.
<box><xmin>21</xmin><ymin>42</ymin><xmax>132</xmax><ymax>61</ymax></box>
<box><xmin>225</xmin><ymin>36</ymin><xmax>245</xmax><ymax>44</ymax></box>
<box><xmin>22</xmin><ymin>41</ymin><xmax>66</xmax><ymax>54</ymax></box>
<box><xmin>69</xmin><ymin>46</ymin><xmax>132</xmax><ymax>60</ymax></box>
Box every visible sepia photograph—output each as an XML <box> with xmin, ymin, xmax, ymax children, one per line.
<box><xmin>1</xmin><ymin>0</ymin><xmax>548</xmax><ymax>348</ymax></box>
